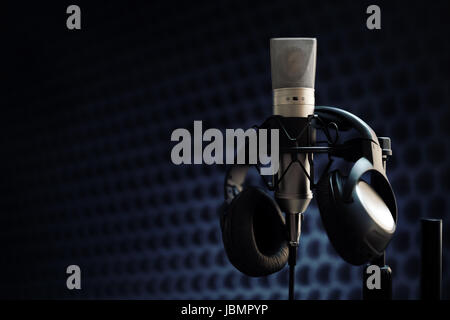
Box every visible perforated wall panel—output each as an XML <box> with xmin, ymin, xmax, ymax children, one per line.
<box><xmin>1</xmin><ymin>0</ymin><xmax>449</xmax><ymax>299</ymax></box>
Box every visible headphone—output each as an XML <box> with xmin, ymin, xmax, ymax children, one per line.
<box><xmin>219</xmin><ymin>106</ymin><xmax>398</xmax><ymax>277</ymax></box>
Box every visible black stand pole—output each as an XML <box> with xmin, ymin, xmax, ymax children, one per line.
<box><xmin>286</xmin><ymin>213</ymin><xmax>302</xmax><ymax>300</ymax></box>
<box><xmin>421</xmin><ymin>218</ymin><xmax>442</xmax><ymax>300</ymax></box>
<box><xmin>288</xmin><ymin>261</ymin><xmax>295</xmax><ymax>300</ymax></box>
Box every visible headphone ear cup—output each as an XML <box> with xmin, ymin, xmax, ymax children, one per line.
<box><xmin>221</xmin><ymin>187</ymin><xmax>289</xmax><ymax>277</ymax></box>
<box><xmin>315</xmin><ymin>171</ymin><xmax>342</xmax><ymax>252</ymax></box>
<box><xmin>316</xmin><ymin>167</ymin><xmax>396</xmax><ymax>265</ymax></box>
<box><xmin>316</xmin><ymin>171</ymin><xmax>362</xmax><ymax>263</ymax></box>
<box><xmin>316</xmin><ymin>170</ymin><xmax>361</xmax><ymax>265</ymax></box>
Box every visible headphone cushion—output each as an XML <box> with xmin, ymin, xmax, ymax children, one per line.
<box><xmin>315</xmin><ymin>172</ymin><xmax>340</xmax><ymax>244</ymax></box>
<box><xmin>221</xmin><ymin>187</ymin><xmax>289</xmax><ymax>277</ymax></box>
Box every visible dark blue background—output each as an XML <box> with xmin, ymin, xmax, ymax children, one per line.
<box><xmin>1</xmin><ymin>0</ymin><xmax>449</xmax><ymax>299</ymax></box>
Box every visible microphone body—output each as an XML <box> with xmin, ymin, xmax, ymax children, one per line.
<box><xmin>270</xmin><ymin>38</ymin><xmax>317</xmax><ymax>215</ymax></box>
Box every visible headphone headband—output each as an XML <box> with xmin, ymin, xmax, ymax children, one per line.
<box><xmin>225</xmin><ymin>106</ymin><xmax>385</xmax><ymax>202</ymax></box>
<box><xmin>315</xmin><ymin>106</ymin><xmax>378</xmax><ymax>142</ymax></box>
<box><xmin>315</xmin><ymin>106</ymin><xmax>384</xmax><ymax>172</ymax></box>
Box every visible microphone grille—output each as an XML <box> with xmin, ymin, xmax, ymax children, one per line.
<box><xmin>270</xmin><ymin>38</ymin><xmax>317</xmax><ymax>89</ymax></box>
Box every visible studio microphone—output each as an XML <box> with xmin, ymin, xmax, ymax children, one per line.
<box><xmin>270</xmin><ymin>37</ymin><xmax>316</xmax><ymax>214</ymax></box>
<box><xmin>270</xmin><ymin>38</ymin><xmax>317</xmax><ymax>299</ymax></box>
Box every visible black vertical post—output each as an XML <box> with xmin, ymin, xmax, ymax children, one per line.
<box><xmin>421</xmin><ymin>218</ymin><xmax>442</xmax><ymax>300</ymax></box>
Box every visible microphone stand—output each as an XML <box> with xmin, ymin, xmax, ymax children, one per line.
<box><xmin>286</xmin><ymin>212</ymin><xmax>303</xmax><ymax>300</ymax></box>
<box><xmin>259</xmin><ymin>114</ymin><xmax>331</xmax><ymax>301</ymax></box>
